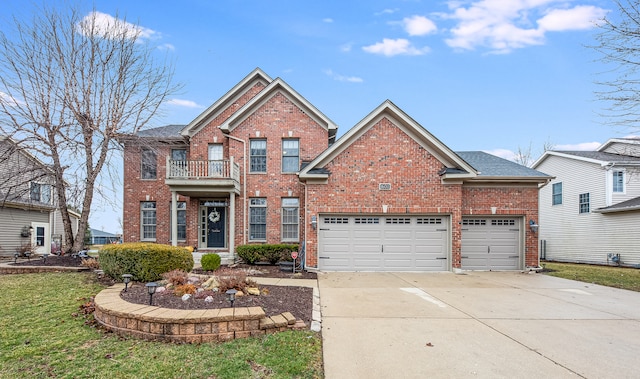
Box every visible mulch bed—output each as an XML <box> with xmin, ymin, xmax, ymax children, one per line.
<box><xmin>10</xmin><ymin>255</ymin><xmax>316</xmax><ymax>326</ymax></box>
<box><xmin>121</xmin><ymin>283</ymin><xmax>313</xmax><ymax>325</ymax></box>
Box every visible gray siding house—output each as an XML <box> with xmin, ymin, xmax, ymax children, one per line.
<box><xmin>532</xmin><ymin>138</ymin><xmax>640</xmax><ymax>267</ymax></box>
<box><xmin>0</xmin><ymin>137</ymin><xmax>79</xmax><ymax>257</ymax></box>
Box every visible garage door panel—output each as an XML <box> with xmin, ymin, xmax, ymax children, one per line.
<box><xmin>319</xmin><ymin>215</ymin><xmax>449</xmax><ymax>271</ymax></box>
<box><xmin>461</xmin><ymin>218</ymin><xmax>521</xmax><ymax>270</ymax></box>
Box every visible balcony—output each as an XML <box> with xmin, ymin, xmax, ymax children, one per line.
<box><xmin>165</xmin><ymin>157</ymin><xmax>241</xmax><ymax>197</ymax></box>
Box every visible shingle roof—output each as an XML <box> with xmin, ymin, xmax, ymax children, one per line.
<box><xmin>136</xmin><ymin>124</ymin><xmax>185</xmax><ymax>138</ymax></box>
<box><xmin>595</xmin><ymin>196</ymin><xmax>640</xmax><ymax>213</ymax></box>
<box><xmin>553</xmin><ymin>150</ymin><xmax>640</xmax><ymax>163</ymax></box>
<box><xmin>456</xmin><ymin>151</ymin><xmax>550</xmax><ymax>177</ymax></box>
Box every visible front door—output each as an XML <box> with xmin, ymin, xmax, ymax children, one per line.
<box><xmin>206</xmin><ymin>207</ymin><xmax>226</xmax><ymax>248</ymax></box>
<box><xmin>31</xmin><ymin>222</ymin><xmax>50</xmax><ymax>255</ymax></box>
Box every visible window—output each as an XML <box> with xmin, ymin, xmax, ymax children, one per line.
<box><xmin>141</xmin><ymin>201</ymin><xmax>157</xmax><ymax>240</ymax></box>
<box><xmin>579</xmin><ymin>193</ymin><xmax>590</xmax><ymax>214</ymax></box>
<box><xmin>141</xmin><ymin>148</ymin><xmax>157</xmax><ymax>179</ymax></box>
<box><xmin>552</xmin><ymin>182</ymin><xmax>562</xmax><ymax>205</ymax></box>
<box><xmin>281</xmin><ymin>198</ymin><xmax>299</xmax><ymax>241</ymax></box>
<box><xmin>613</xmin><ymin>171</ymin><xmax>624</xmax><ymax>193</ymax></box>
<box><xmin>171</xmin><ymin>149</ymin><xmax>186</xmax><ymax>161</ymax></box>
<box><xmin>250</xmin><ymin>139</ymin><xmax>267</xmax><ymax>173</ymax></box>
<box><xmin>169</xmin><ymin>201</ymin><xmax>186</xmax><ymax>241</ymax></box>
<box><xmin>249</xmin><ymin>198</ymin><xmax>267</xmax><ymax>240</ymax></box>
<box><xmin>282</xmin><ymin>139</ymin><xmax>299</xmax><ymax>173</ymax></box>
<box><xmin>30</xmin><ymin>182</ymin><xmax>51</xmax><ymax>204</ymax></box>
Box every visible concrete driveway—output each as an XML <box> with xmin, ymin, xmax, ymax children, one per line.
<box><xmin>318</xmin><ymin>271</ymin><xmax>640</xmax><ymax>379</ymax></box>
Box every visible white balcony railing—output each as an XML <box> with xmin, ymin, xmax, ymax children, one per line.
<box><xmin>166</xmin><ymin>157</ymin><xmax>240</xmax><ymax>182</ymax></box>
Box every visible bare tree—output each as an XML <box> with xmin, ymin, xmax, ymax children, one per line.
<box><xmin>592</xmin><ymin>0</ymin><xmax>640</xmax><ymax>130</ymax></box>
<box><xmin>0</xmin><ymin>5</ymin><xmax>179</xmax><ymax>253</ymax></box>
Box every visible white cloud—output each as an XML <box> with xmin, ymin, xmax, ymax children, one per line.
<box><xmin>165</xmin><ymin>99</ymin><xmax>203</xmax><ymax>108</ymax></box>
<box><xmin>323</xmin><ymin>18</ymin><xmax>334</xmax><ymax>23</ymax></box>
<box><xmin>484</xmin><ymin>148</ymin><xmax>517</xmax><ymax>161</ymax></box>
<box><xmin>444</xmin><ymin>1</ymin><xmax>607</xmax><ymax>53</ymax></box>
<box><xmin>376</xmin><ymin>9</ymin><xmax>398</xmax><ymax>16</ymax></box>
<box><xmin>363</xmin><ymin>38</ymin><xmax>429</xmax><ymax>56</ymax></box>
<box><xmin>554</xmin><ymin>142</ymin><xmax>601</xmax><ymax>151</ymax></box>
<box><xmin>323</xmin><ymin>69</ymin><xmax>363</xmax><ymax>83</ymax></box>
<box><xmin>340</xmin><ymin>43</ymin><xmax>352</xmax><ymax>52</ymax></box>
<box><xmin>158</xmin><ymin>43</ymin><xmax>175</xmax><ymax>51</ymax></box>
<box><xmin>0</xmin><ymin>91</ymin><xmax>25</xmax><ymax>107</ymax></box>
<box><xmin>403</xmin><ymin>15</ymin><xmax>437</xmax><ymax>36</ymax></box>
<box><xmin>77</xmin><ymin>11</ymin><xmax>160</xmax><ymax>40</ymax></box>
<box><xmin>538</xmin><ymin>6</ymin><xmax>607</xmax><ymax>32</ymax></box>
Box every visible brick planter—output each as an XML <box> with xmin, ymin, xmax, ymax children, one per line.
<box><xmin>93</xmin><ymin>284</ymin><xmax>305</xmax><ymax>343</ymax></box>
<box><xmin>0</xmin><ymin>262</ymin><xmax>90</xmax><ymax>274</ymax></box>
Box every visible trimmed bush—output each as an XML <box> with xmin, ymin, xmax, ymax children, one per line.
<box><xmin>236</xmin><ymin>244</ymin><xmax>298</xmax><ymax>265</ymax></box>
<box><xmin>201</xmin><ymin>253</ymin><xmax>221</xmax><ymax>271</ymax></box>
<box><xmin>99</xmin><ymin>243</ymin><xmax>194</xmax><ymax>282</ymax></box>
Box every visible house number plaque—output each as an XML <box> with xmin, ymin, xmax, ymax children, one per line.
<box><xmin>379</xmin><ymin>183</ymin><xmax>391</xmax><ymax>191</ymax></box>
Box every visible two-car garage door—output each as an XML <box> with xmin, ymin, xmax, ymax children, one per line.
<box><xmin>317</xmin><ymin>215</ymin><xmax>522</xmax><ymax>271</ymax></box>
<box><xmin>318</xmin><ymin>215</ymin><xmax>449</xmax><ymax>271</ymax></box>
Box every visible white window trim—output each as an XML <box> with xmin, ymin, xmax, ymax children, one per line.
<box><xmin>281</xmin><ymin>198</ymin><xmax>300</xmax><ymax>242</ymax></box>
<box><xmin>141</xmin><ymin>201</ymin><xmax>157</xmax><ymax>241</ymax></box>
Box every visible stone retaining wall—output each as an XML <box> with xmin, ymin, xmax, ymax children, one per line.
<box><xmin>94</xmin><ymin>284</ymin><xmax>306</xmax><ymax>343</ymax></box>
<box><xmin>0</xmin><ymin>262</ymin><xmax>89</xmax><ymax>274</ymax></box>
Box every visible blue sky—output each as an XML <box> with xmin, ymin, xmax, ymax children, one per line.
<box><xmin>4</xmin><ymin>0</ymin><xmax>634</xmax><ymax>234</ymax></box>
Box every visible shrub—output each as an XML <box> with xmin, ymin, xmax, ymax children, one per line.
<box><xmin>162</xmin><ymin>269</ymin><xmax>188</xmax><ymax>286</ymax></box>
<box><xmin>174</xmin><ymin>283</ymin><xmax>197</xmax><ymax>296</ymax></box>
<box><xmin>201</xmin><ymin>253</ymin><xmax>221</xmax><ymax>271</ymax></box>
<box><xmin>99</xmin><ymin>243</ymin><xmax>194</xmax><ymax>282</ymax></box>
<box><xmin>236</xmin><ymin>244</ymin><xmax>298</xmax><ymax>264</ymax></box>
<box><xmin>215</xmin><ymin>267</ymin><xmax>257</xmax><ymax>292</ymax></box>
<box><xmin>80</xmin><ymin>257</ymin><xmax>100</xmax><ymax>269</ymax></box>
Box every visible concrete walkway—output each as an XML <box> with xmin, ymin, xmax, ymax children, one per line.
<box><xmin>318</xmin><ymin>271</ymin><xmax>640</xmax><ymax>379</ymax></box>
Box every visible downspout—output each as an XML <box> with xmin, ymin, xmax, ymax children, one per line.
<box><xmin>300</xmin><ymin>179</ymin><xmax>309</xmax><ymax>270</ymax></box>
<box><xmin>226</xmin><ymin>135</ymin><xmax>247</xmax><ymax>245</ymax></box>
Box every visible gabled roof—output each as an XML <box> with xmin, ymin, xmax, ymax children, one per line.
<box><xmin>532</xmin><ymin>150</ymin><xmax>640</xmax><ymax>168</ymax></box>
<box><xmin>299</xmin><ymin>100</ymin><xmax>477</xmax><ymax>181</ymax></box>
<box><xmin>218</xmin><ymin>77</ymin><xmax>338</xmax><ymax>142</ymax></box>
<box><xmin>457</xmin><ymin>151</ymin><xmax>551</xmax><ymax>182</ymax></box>
<box><xmin>595</xmin><ymin>196</ymin><xmax>640</xmax><ymax>214</ymax></box>
<box><xmin>597</xmin><ymin>137</ymin><xmax>640</xmax><ymax>152</ymax></box>
<box><xmin>181</xmin><ymin>68</ymin><xmax>273</xmax><ymax>138</ymax></box>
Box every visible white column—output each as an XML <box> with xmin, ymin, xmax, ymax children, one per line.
<box><xmin>229</xmin><ymin>192</ymin><xmax>235</xmax><ymax>259</ymax></box>
<box><xmin>171</xmin><ymin>191</ymin><xmax>178</xmax><ymax>246</ymax></box>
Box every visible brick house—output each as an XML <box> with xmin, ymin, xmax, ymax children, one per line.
<box><xmin>120</xmin><ymin>68</ymin><xmax>551</xmax><ymax>271</ymax></box>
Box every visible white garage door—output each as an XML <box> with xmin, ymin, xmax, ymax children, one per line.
<box><xmin>461</xmin><ymin>218</ymin><xmax>521</xmax><ymax>270</ymax></box>
<box><xmin>318</xmin><ymin>215</ymin><xmax>449</xmax><ymax>271</ymax></box>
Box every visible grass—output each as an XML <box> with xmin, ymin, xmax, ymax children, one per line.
<box><xmin>0</xmin><ymin>273</ymin><xmax>323</xmax><ymax>379</ymax></box>
<box><xmin>542</xmin><ymin>261</ymin><xmax>640</xmax><ymax>292</ymax></box>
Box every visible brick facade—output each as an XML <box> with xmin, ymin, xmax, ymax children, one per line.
<box><xmin>121</xmin><ymin>69</ymin><xmax>548</xmax><ymax>271</ymax></box>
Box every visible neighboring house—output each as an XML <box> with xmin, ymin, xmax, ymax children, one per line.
<box><xmin>0</xmin><ymin>136</ymin><xmax>79</xmax><ymax>257</ymax></box>
<box><xmin>120</xmin><ymin>68</ymin><xmax>551</xmax><ymax>272</ymax></box>
<box><xmin>88</xmin><ymin>228</ymin><xmax>120</xmax><ymax>245</ymax></box>
<box><xmin>532</xmin><ymin>138</ymin><xmax>640</xmax><ymax>267</ymax></box>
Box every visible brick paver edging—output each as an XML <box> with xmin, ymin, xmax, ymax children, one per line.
<box><xmin>0</xmin><ymin>262</ymin><xmax>90</xmax><ymax>274</ymax></box>
<box><xmin>94</xmin><ymin>283</ymin><xmax>306</xmax><ymax>343</ymax></box>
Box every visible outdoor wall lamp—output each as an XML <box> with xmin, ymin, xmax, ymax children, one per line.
<box><xmin>226</xmin><ymin>289</ymin><xmax>238</xmax><ymax>307</ymax></box>
<box><xmin>122</xmin><ymin>274</ymin><xmax>133</xmax><ymax>292</ymax></box>
<box><xmin>311</xmin><ymin>215</ymin><xmax>317</xmax><ymax>230</ymax></box>
<box><xmin>529</xmin><ymin>219</ymin><xmax>539</xmax><ymax>233</ymax></box>
<box><xmin>20</xmin><ymin>226</ymin><xmax>33</xmax><ymax>238</ymax></box>
<box><xmin>146</xmin><ymin>282</ymin><xmax>158</xmax><ymax>305</ymax></box>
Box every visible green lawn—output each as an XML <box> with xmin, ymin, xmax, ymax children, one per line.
<box><xmin>0</xmin><ymin>273</ymin><xmax>323</xmax><ymax>379</ymax></box>
<box><xmin>542</xmin><ymin>261</ymin><xmax>640</xmax><ymax>292</ymax></box>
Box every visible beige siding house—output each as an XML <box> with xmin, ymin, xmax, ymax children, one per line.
<box><xmin>532</xmin><ymin>138</ymin><xmax>640</xmax><ymax>267</ymax></box>
<box><xmin>0</xmin><ymin>137</ymin><xmax>79</xmax><ymax>257</ymax></box>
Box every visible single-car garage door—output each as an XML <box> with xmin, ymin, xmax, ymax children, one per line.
<box><xmin>461</xmin><ymin>218</ymin><xmax>521</xmax><ymax>270</ymax></box>
<box><xmin>318</xmin><ymin>215</ymin><xmax>449</xmax><ymax>271</ymax></box>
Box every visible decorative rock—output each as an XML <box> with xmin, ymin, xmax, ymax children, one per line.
<box><xmin>196</xmin><ymin>288</ymin><xmax>204</xmax><ymax>293</ymax></box>
<box><xmin>204</xmin><ymin>295</ymin><xmax>214</xmax><ymax>303</ymax></box>
<box><xmin>156</xmin><ymin>287</ymin><xmax>167</xmax><ymax>293</ymax></box>
<box><xmin>187</xmin><ymin>276</ymin><xmax>200</xmax><ymax>284</ymax></box>
<box><xmin>236</xmin><ymin>290</ymin><xmax>245</xmax><ymax>297</ymax></box>
<box><xmin>202</xmin><ymin>277</ymin><xmax>219</xmax><ymax>290</ymax></box>
<box><xmin>246</xmin><ymin>287</ymin><xmax>260</xmax><ymax>296</ymax></box>
<box><xmin>181</xmin><ymin>294</ymin><xmax>192</xmax><ymax>302</ymax></box>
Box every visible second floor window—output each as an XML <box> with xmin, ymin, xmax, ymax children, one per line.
<box><xmin>141</xmin><ymin>201</ymin><xmax>157</xmax><ymax>240</ymax></box>
<box><xmin>282</xmin><ymin>139</ymin><xmax>299</xmax><ymax>173</ymax></box>
<box><xmin>250</xmin><ymin>139</ymin><xmax>267</xmax><ymax>173</ymax></box>
<box><xmin>613</xmin><ymin>171</ymin><xmax>624</xmax><ymax>193</ymax></box>
<box><xmin>171</xmin><ymin>149</ymin><xmax>186</xmax><ymax>161</ymax></box>
<box><xmin>141</xmin><ymin>148</ymin><xmax>157</xmax><ymax>179</ymax></box>
<box><xmin>579</xmin><ymin>193</ymin><xmax>590</xmax><ymax>214</ymax></box>
<box><xmin>552</xmin><ymin>182</ymin><xmax>562</xmax><ymax>205</ymax></box>
<box><xmin>30</xmin><ymin>182</ymin><xmax>51</xmax><ymax>204</ymax></box>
